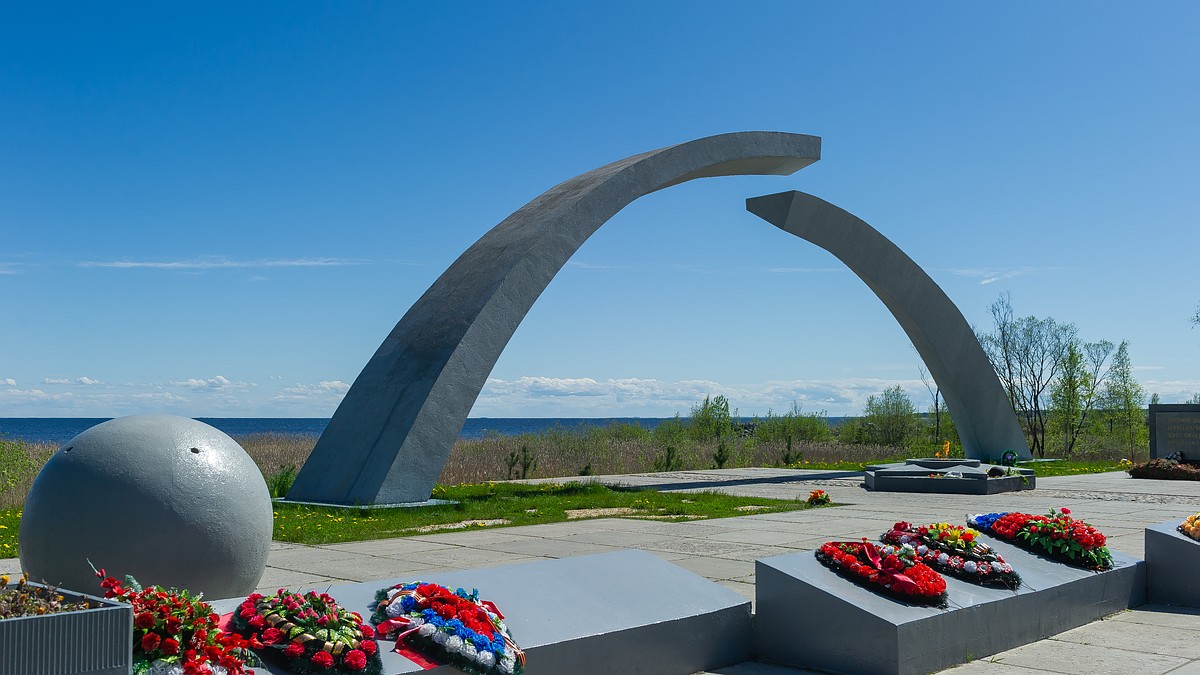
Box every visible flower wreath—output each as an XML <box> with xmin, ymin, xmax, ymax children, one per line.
<box><xmin>968</xmin><ymin>508</ymin><xmax>1113</xmax><ymax>570</ymax></box>
<box><xmin>231</xmin><ymin>589</ymin><xmax>382</xmax><ymax>675</ymax></box>
<box><xmin>1178</xmin><ymin>513</ymin><xmax>1200</xmax><ymax>542</ymax></box>
<box><xmin>93</xmin><ymin>566</ymin><xmax>257</xmax><ymax>675</ymax></box>
<box><xmin>882</xmin><ymin>522</ymin><xmax>1021</xmax><ymax>589</ymax></box>
<box><xmin>370</xmin><ymin>582</ymin><xmax>524</xmax><ymax>675</ymax></box>
<box><xmin>815</xmin><ymin>540</ymin><xmax>948</xmax><ymax>607</ymax></box>
<box><xmin>806</xmin><ymin>489</ymin><xmax>831</xmax><ymax>506</ymax></box>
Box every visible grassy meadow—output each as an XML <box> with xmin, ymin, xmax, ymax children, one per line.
<box><xmin>0</xmin><ymin>403</ymin><xmax>1140</xmax><ymax>558</ymax></box>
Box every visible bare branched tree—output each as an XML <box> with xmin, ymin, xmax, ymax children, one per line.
<box><xmin>1050</xmin><ymin>339</ymin><xmax>1115</xmax><ymax>455</ymax></box>
<box><xmin>977</xmin><ymin>293</ymin><xmax>1076</xmax><ymax>457</ymax></box>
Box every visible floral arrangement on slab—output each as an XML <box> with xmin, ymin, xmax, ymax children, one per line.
<box><xmin>967</xmin><ymin>508</ymin><xmax>1113</xmax><ymax>570</ymax></box>
<box><xmin>1128</xmin><ymin>458</ymin><xmax>1200</xmax><ymax>481</ymax></box>
<box><xmin>806</xmin><ymin>489</ymin><xmax>831</xmax><ymax>507</ymax></box>
<box><xmin>882</xmin><ymin>522</ymin><xmax>1020</xmax><ymax>588</ymax></box>
<box><xmin>371</xmin><ymin>582</ymin><xmax>524</xmax><ymax>675</ymax></box>
<box><xmin>231</xmin><ymin>589</ymin><xmax>381</xmax><ymax>675</ymax></box>
<box><xmin>1</xmin><ymin>572</ymin><xmax>93</xmax><ymax>619</ymax></box>
<box><xmin>814</xmin><ymin>540</ymin><xmax>948</xmax><ymax>607</ymax></box>
<box><xmin>1179</xmin><ymin>514</ymin><xmax>1200</xmax><ymax>542</ymax></box>
<box><xmin>94</xmin><ymin>567</ymin><xmax>258</xmax><ymax>675</ymax></box>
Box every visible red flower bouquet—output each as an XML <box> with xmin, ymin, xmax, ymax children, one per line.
<box><xmin>968</xmin><ymin>508</ymin><xmax>1113</xmax><ymax>570</ymax></box>
<box><xmin>94</xmin><ymin>568</ymin><xmax>258</xmax><ymax>675</ymax></box>
<box><xmin>231</xmin><ymin>589</ymin><xmax>382</xmax><ymax>675</ymax></box>
<box><xmin>815</xmin><ymin>540</ymin><xmax>948</xmax><ymax>606</ymax></box>
<box><xmin>371</xmin><ymin>582</ymin><xmax>523</xmax><ymax>675</ymax></box>
<box><xmin>806</xmin><ymin>489</ymin><xmax>831</xmax><ymax>507</ymax></box>
<box><xmin>882</xmin><ymin>522</ymin><xmax>1021</xmax><ymax>588</ymax></box>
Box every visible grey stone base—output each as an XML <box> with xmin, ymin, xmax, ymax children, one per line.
<box><xmin>0</xmin><ymin>582</ymin><xmax>132</xmax><ymax>675</ymax></box>
<box><xmin>272</xmin><ymin>497</ymin><xmax>458</xmax><ymax>509</ymax></box>
<box><xmin>214</xmin><ymin>549</ymin><xmax>750</xmax><ymax>675</ymax></box>
<box><xmin>754</xmin><ymin>539</ymin><xmax>1144</xmax><ymax>675</ymax></box>
<box><xmin>864</xmin><ymin>458</ymin><xmax>1035</xmax><ymax>494</ymax></box>
<box><xmin>1146</xmin><ymin>521</ymin><xmax>1200</xmax><ymax>608</ymax></box>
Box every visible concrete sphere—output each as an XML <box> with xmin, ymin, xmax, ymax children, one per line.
<box><xmin>19</xmin><ymin>415</ymin><xmax>273</xmax><ymax>599</ymax></box>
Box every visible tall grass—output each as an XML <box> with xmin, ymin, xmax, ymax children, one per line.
<box><xmin>0</xmin><ymin>415</ymin><xmax>1139</xmax><ymax>511</ymax></box>
<box><xmin>0</xmin><ymin>440</ymin><xmax>54</xmax><ymax>509</ymax></box>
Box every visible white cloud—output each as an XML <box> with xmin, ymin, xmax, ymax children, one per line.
<box><xmin>472</xmin><ymin>376</ymin><xmax>929</xmax><ymax>417</ymax></box>
<box><xmin>78</xmin><ymin>257</ymin><xmax>364</xmax><ymax>270</ymax></box>
<box><xmin>76</xmin><ymin>376</ymin><xmax>103</xmax><ymax>385</ymax></box>
<box><xmin>566</xmin><ymin>261</ymin><xmax>611</xmax><ymax>271</ymax></box>
<box><xmin>274</xmin><ymin>380</ymin><xmax>351</xmax><ymax>403</ymax></box>
<box><xmin>169</xmin><ymin>375</ymin><xmax>253</xmax><ymax>391</ymax></box>
<box><xmin>42</xmin><ymin>377</ymin><xmax>70</xmax><ymax>384</ymax></box>
<box><xmin>0</xmin><ymin>387</ymin><xmax>58</xmax><ymax>403</ymax></box>
<box><xmin>945</xmin><ymin>266</ymin><xmax>1066</xmax><ymax>286</ymax></box>
<box><xmin>765</xmin><ymin>267</ymin><xmax>842</xmax><ymax>274</ymax></box>
<box><xmin>2</xmin><ymin>378</ymin><xmax>15</xmax><ymax>386</ymax></box>
<box><xmin>1143</xmin><ymin>379</ymin><xmax>1200</xmax><ymax>402</ymax></box>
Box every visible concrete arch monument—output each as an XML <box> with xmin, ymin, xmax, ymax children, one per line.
<box><xmin>746</xmin><ymin>190</ymin><xmax>1029</xmax><ymax>463</ymax></box>
<box><xmin>288</xmin><ymin>132</ymin><xmax>823</xmax><ymax>505</ymax></box>
<box><xmin>288</xmin><ymin>132</ymin><xmax>1026</xmax><ymax>506</ymax></box>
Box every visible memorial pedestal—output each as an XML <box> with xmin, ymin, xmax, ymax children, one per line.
<box><xmin>754</xmin><ymin>539</ymin><xmax>1144</xmax><ymax>675</ymax></box>
<box><xmin>864</xmin><ymin>459</ymin><xmax>1035</xmax><ymax>494</ymax></box>
<box><xmin>1146</xmin><ymin>521</ymin><xmax>1200</xmax><ymax>608</ymax></box>
<box><xmin>215</xmin><ymin>549</ymin><xmax>750</xmax><ymax>675</ymax></box>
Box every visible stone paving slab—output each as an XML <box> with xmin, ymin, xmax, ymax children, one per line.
<box><xmin>8</xmin><ymin>467</ymin><xmax>1200</xmax><ymax>672</ymax></box>
<box><xmin>968</xmin><ymin>635</ymin><xmax>1191</xmax><ymax>673</ymax></box>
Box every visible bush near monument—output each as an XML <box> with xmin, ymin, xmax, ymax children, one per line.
<box><xmin>1128</xmin><ymin>458</ymin><xmax>1200</xmax><ymax>481</ymax></box>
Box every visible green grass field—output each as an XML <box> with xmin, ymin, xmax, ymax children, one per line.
<box><xmin>0</xmin><ymin>431</ymin><xmax>1139</xmax><ymax>557</ymax></box>
<box><xmin>272</xmin><ymin>481</ymin><xmax>824</xmax><ymax>545</ymax></box>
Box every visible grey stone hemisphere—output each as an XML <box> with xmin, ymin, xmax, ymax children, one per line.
<box><xmin>746</xmin><ymin>191</ymin><xmax>1030</xmax><ymax>461</ymax></box>
<box><xmin>19</xmin><ymin>415</ymin><xmax>273</xmax><ymax>598</ymax></box>
<box><xmin>287</xmin><ymin>132</ymin><xmax>822</xmax><ymax>505</ymax></box>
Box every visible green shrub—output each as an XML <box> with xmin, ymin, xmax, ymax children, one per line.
<box><xmin>0</xmin><ymin>440</ymin><xmax>37</xmax><ymax>498</ymax></box>
<box><xmin>506</xmin><ymin>445</ymin><xmax>538</xmax><ymax>479</ymax></box>
<box><xmin>265</xmin><ymin>464</ymin><xmax>298</xmax><ymax>498</ymax></box>
<box><xmin>712</xmin><ymin>438</ymin><xmax>731</xmax><ymax>469</ymax></box>
<box><xmin>653</xmin><ymin>446</ymin><xmax>683</xmax><ymax>472</ymax></box>
<box><xmin>754</xmin><ymin>405</ymin><xmax>833</xmax><ymax>444</ymax></box>
<box><xmin>689</xmin><ymin>395</ymin><xmax>735</xmax><ymax>442</ymax></box>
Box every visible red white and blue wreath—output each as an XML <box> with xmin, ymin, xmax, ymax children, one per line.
<box><xmin>371</xmin><ymin>582</ymin><xmax>524</xmax><ymax>675</ymax></box>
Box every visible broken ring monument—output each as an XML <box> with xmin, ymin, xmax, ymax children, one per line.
<box><xmin>285</xmin><ymin>130</ymin><xmax>1029</xmax><ymax>508</ymax></box>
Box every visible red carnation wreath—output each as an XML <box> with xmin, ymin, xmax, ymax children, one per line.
<box><xmin>815</xmin><ymin>540</ymin><xmax>948</xmax><ymax>607</ymax></box>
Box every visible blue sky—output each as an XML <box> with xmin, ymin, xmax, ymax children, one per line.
<box><xmin>2</xmin><ymin>2</ymin><xmax>1197</xmax><ymax>418</ymax></box>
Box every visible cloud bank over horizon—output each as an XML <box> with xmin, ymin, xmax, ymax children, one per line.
<box><xmin>3</xmin><ymin>373</ymin><xmax>1199</xmax><ymax>419</ymax></box>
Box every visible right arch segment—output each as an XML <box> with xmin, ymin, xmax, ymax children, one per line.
<box><xmin>747</xmin><ymin>191</ymin><xmax>1030</xmax><ymax>460</ymax></box>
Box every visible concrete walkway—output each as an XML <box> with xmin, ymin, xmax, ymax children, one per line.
<box><xmin>5</xmin><ymin>468</ymin><xmax>1200</xmax><ymax>673</ymax></box>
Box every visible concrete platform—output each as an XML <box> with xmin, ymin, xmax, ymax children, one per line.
<box><xmin>1146</xmin><ymin>520</ymin><xmax>1200</xmax><ymax>608</ymax></box>
<box><xmin>864</xmin><ymin>459</ymin><xmax>1035</xmax><ymax>494</ymax></box>
<box><xmin>212</xmin><ymin>549</ymin><xmax>751</xmax><ymax>675</ymax></box>
<box><xmin>754</xmin><ymin>536</ymin><xmax>1144</xmax><ymax>675</ymax></box>
<box><xmin>10</xmin><ymin>467</ymin><xmax>1200</xmax><ymax>673</ymax></box>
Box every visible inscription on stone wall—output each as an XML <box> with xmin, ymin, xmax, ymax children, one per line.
<box><xmin>1150</xmin><ymin>405</ymin><xmax>1200</xmax><ymax>461</ymax></box>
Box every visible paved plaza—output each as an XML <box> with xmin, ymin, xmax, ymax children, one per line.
<box><xmin>5</xmin><ymin>468</ymin><xmax>1200</xmax><ymax>673</ymax></box>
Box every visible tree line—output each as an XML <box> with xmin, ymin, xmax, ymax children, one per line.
<box><xmin>834</xmin><ymin>292</ymin><xmax>1176</xmax><ymax>459</ymax></box>
<box><xmin>976</xmin><ymin>293</ymin><xmax>1147</xmax><ymax>458</ymax></box>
